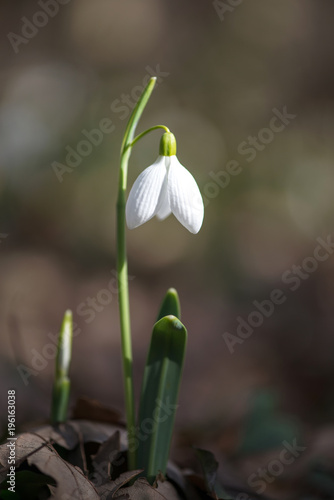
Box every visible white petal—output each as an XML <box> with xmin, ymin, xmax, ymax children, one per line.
<box><xmin>156</xmin><ymin>176</ymin><xmax>172</xmax><ymax>220</ymax></box>
<box><xmin>126</xmin><ymin>156</ymin><xmax>167</xmax><ymax>229</ymax></box>
<box><xmin>167</xmin><ymin>156</ymin><xmax>204</xmax><ymax>234</ymax></box>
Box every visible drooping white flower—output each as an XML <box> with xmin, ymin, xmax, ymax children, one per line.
<box><xmin>126</xmin><ymin>133</ymin><xmax>204</xmax><ymax>234</ymax></box>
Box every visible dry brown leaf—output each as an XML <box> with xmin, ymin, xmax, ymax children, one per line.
<box><xmin>156</xmin><ymin>478</ymin><xmax>181</xmax><ymax>499</ymax></box>
<box><xmin>92</xmin><ymin>431</ymin><xmax>121</xmax><ymax>468</ymax></box>
<box><xmin>69</xmin><ymin>420</ymin><xmax>127</xmax><ymax>448</ymax></box>
<box><xmin>113</xmin><ymin>477</ymin><xmax>171</xmax><ymax>499</ymax></box>
<box><xmin>96</xmin><ymin>469</ymin><xmax>143</xmax><ymax>499</ymax></box>
<box><xmin>32</xmin><ymin>422</ymin><xmax>80</xmax><ymax>450</ymax></box>
<box><xmin>24</xmin><ymin>419</ymin><xmax>126</xmax><ymax>451</ymax></box>
<box><xmin>0</xmin><ymin>432</ymin><xmax>99</xmax><ymax>500</ymax></box>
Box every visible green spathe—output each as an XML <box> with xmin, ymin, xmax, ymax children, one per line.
<box><xmin>159</xmin><ymin>132</ymin><xmax>177</xmax><ymax>156</ymax></box>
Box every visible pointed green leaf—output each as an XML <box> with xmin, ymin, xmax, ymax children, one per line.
<box><xmin>156</xmin><ymin>288</ymin><xmax>181</xmax><ymax>322</ymax></box>
<box><xmin>137</xmin><ymin>315</ymin><xmax>187</xmax><ymax>483</ymax></box>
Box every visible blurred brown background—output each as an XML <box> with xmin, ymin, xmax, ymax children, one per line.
<box><xmin>1</xmin><ymin>0</ymin><xmax>334</xmax><ymax>494</ymax></box>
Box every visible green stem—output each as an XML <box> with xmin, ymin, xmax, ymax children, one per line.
<box><xmin>129</xmin><ymin>125</ymin><xmax>170</xmax><ymax>149</ymax></box>
<box><xmin>116</xmin><ymin>77</ymin><xmax>157</xmax><ymax>470</ymax></box>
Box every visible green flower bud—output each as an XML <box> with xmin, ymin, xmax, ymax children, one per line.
<box><xmin>159</xmin><ymin>132</ymin><xmax>177</xmax><ymax>156</ymax></box>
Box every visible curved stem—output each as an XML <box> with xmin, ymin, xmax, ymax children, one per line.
<box><xmin>129</xmin><ymin>125</ymin><xmax>170</xmax><ymax>149</ymax></box>
<box><xmin>116</xmin><ymin>77</ymin><xmax>157</xmax><ymax>470</ymax></box>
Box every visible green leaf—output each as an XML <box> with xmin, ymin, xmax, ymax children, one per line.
<box><xmin>137</xmin><ymin>315</ymin><xmax>187</xmax><ymax>483</ymax></box>
<box><xmin>156</xmin><ymin>288</ymin><xmax>181</xmax><ymax>322</ymax></box>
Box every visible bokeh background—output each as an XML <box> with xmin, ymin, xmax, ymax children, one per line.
<box><xmin>1</xmin><ymin>1</ymin><xmax>334</xmax><ymax>497</ymax></box>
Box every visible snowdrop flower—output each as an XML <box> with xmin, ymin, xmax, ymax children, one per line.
<box><xmin>126</xmin><ymin>132</ymin><xmax>204</xmax><ymax>234</ymax></box>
